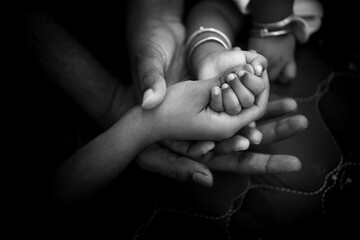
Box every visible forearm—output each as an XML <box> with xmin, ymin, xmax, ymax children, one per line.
<box><xmin>186</xmin><ymin>0</ymin><xmax>240</xmax><ymax>41</ymax></box>
<box><xmin>185</xmin><ymin>0</ymin><xmax>242</xmax><ymax>77</ymax></box>
<box><xmin>52</xmin><ymin>106</ymin><xmax>157</xmax><ymax>206</ymax></box>
<box><xmin>250</xmin><ymin>0</ymin><xmax>294</xmax><ymax>23</ymax></box>
<box><xmin>25</xmin><ymin>10</ymin><xmax>132</xmax><ymax>128</ymax></box>
<box><xmin>126</xmin><ymin>0</ymin><xmax>184</xmax><ymax>82</ymax></box>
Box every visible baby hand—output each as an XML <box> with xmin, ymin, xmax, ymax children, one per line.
<box><xmin>210</xmin><ymin>63</ymin><xmax>266</xmax><ymax>115</ymax></box>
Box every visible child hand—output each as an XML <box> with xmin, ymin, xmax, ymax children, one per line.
<box><xmin>248</xmin><ymin>34</ymin><xmax>296</xmax><ymax>83</ymax></box>
<box><xmin>195</xmin><ymin>47</ymin><xmax>267</xmax><ymax>80</ymax></box>
<box><xmin>210</xmin><ymin>63</ymin><xmax>266</xmax><ymax>115</ymax></box>
<box><xmin>146</xmin><ymin>70</ymin><xmax>269</xmax><ymax>142</ymax></box>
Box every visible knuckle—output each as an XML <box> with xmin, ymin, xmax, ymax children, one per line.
<box><xmin>241</xmin><ymin>95</ymin><xmax>255</xmax><ymax>108</ymax></box>
<box><xmin>226</xmin><ymin>106</ymin><xmax>242</xmax><ymax>115</ymax></box>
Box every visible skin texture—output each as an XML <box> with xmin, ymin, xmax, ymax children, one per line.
<box><xmin>248</xmin><ymin>34</ymin><xmax>297</xmax><ymax>83</ymax></box>
<box><xmin>24</xmin><ymin>6</ymin><xmax>308</xmax><ymax>207</ymax></box>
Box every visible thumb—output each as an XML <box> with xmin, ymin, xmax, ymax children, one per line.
<box><xmin>137</xmin><ymin>144</ymin><xmax>214</xmax><ymax>187</ymax></box>
<box><xmin>279</xmin><ymin>58</ymin><xmax>297</xmax><ymax>83</ymax></box>
<box><xmin>141</xmin><ymin>74</ymin><xmax>167</xmax><ymax>109</ymax></box>
<box><xmin>135</xmin><ymin>48</ymin><xmax>169</xmax><ymax>109</ymax></box>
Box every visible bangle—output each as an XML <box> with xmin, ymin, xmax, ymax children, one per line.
<box><xmin>252</xmin><ymin>14</ymin><xmax>295</xmax><ymax>29</ymax></box>
<box><xmin>186</xmin><ymin>26</ymin><xmax>232</xmax><ymax>50</ymax></box>
<box><xmin>187</xmin><ymin>36</ymin><xmax>229</xmax><ymax>64</ymax></box>
<box><xmin>250</xmin><ymin>28</ymin><xmax>291</xmax><ymax>38</ymax></box>
<box><xmin>251</xmin><ymin>14</ymin><xmax>294</xmax><ymax>38</ymax></box>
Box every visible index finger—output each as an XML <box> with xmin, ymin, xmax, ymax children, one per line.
<box><xmin>199</xmin><ymin>151</ymin><xmax>301</xmax><ymax>174</ymax></box>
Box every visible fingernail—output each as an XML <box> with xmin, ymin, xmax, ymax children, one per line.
<box><xmin>236</xmin><ymin>138</ymin><xmax>250</xmax><ymax>151</ymax></box>
<box><xmin>255</xmin><ymin>65</ymin><xmax>263</xmax><ymax>76</ymax></box>
<box><xmin>142</xmin><ymin>89</ymin><xmax>154</xmax><ymax>108</ymax></box>
<box><xmin>252</xmin><ymin>131</ymin><xmax>263</xmax><ymax>145</ymax></box>
<box><xmin>287</xmin><ymin>157</ymin><xmax>302</xmax><ymax>172</ymax></box>
<box><xmin>221</xmin><ymin>83</ymin><xmax>229</xmax><ymax>89</ymax></box>
<box><xmin>243</xmin><ymin>64</ymin><xmax>254</xmax><ymax>75</ymax></box>
<box><xmin>236</xmin><ymin>70</ymin><xmax>245</xmax><ymax>78</ymax></box>
<box><xmin>202</xmin><ymin>142</ymin><xmax>215</xmax><ymax>154</ymax></box>
<box><xmin>212</xmin><ymin>86</ymin><xmax>220</xmax><ymax>96</ymax></box>
<box><xmin>226</xmin><ymin>73</ymin><xmax>236</xmax><ymax>82</ymax></box>
<box><xmin>192</xmin><ymin>172</ymin><xmax>212</xmax><ymax>187</ymax></box>
<box><xmin>248</xmin><ymin>121</ymin><xmax>256</xmax><ymax>128</ymax></box>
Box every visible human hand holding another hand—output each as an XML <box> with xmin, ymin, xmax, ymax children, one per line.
<box><xmin>138</xmin><ymin>97</ymin><xmax>307</xmax><ymax>186</ymax></box>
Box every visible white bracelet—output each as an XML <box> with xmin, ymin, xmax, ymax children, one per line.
<box><xmin>187</xmin><ymin>36</ymin><xmax>229</xmax><ymax>64</ymax></box>
<box><xmin>252</xmin><ymin>14</ymin><xmax>295</xmax><ymax>29</ymax></box>
<box><xmin>186</xmin><ymin>26</ymin><xmax>232</xmax><ymax>50</ymax></box>
<box><xmin>250</xmin><ymin>28</ymin><xmax>291</xmax><ymax>37</ymax></box>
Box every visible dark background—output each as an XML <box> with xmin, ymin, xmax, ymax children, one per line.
<box><xmin>9</xmin><ymin>1</ymin><xmax>360</xmax><ymax>238</ymax></box>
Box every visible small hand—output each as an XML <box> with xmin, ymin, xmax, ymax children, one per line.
<box><xmin>248</xmin><ymin>34</ymin><xmax>296</xmax><ymax>83</ymax></box>
<box><xmin>210</xmin><ymin>64</ymin><xmax>266</xmax><ymax>115</ymax></box>
<box><xmin>197</xmin><ymin>47</ymin><xmax>267</xmax><ymax>80</ymax></box>
<box><xmin>146</xmin><ymin>69</ymin><xmax>269</xmax><ymax>141</ymax></box>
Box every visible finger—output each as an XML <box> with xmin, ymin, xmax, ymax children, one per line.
<box><xmin>227</xmin><ymin>73</ymin><xmax>255</xmax><ymax>108</ymax></box>
<box><xmin>214</xmin><ymin>135</ymin><xmax>250</xmax><ymax>154</ymax></box>
<box><xmin>237</xmin><ymin>126</ymin><xmax>263</xmax><ymax>145</ymax></box>
<box><xmin>189</xmin><ymin>141</ymin><xmax>216</xmax><ymax>158</ymax></box>
<box><xmin>138</xmin><ymin>144</ymin><xmax>213</xmax><ymax>187</ymax></box>
<box><xmin>278</xmin><ymin>58</ymin><xmax>297</xmax><ymax>84</ymax></box>
<box><xmin>265</xmin><ymin>56</ymin><xmax>282</xmax><ymax>82</ymax></box>
<box><xmin>254</xmin><ymin>70</ymin><xmax>269</xmax><ymax>109</ymax></box>
<box><xmin>200</xmin><ymin>151</ymin><xmax>301</xmax><ymax>174</ymax></box>
<box><xmin>239</xmin><ymin>71</ymin><xmax>265</xmax><ymax>96</ymax></box>
<box><xmin>258</xmin><ymin>114</ymin><xmax>308</xmax><ymax>145</ymax></box>
<box><xmin>210</xmin><ymin>86</ymin><xmax>224</xmax><ymax>112</ymax></box>
<box><xmin>202</xmin><ymin>71</ymin><xmax>269</xmax><ymax>136</ymax></box>
<box><xmin>248</xmin><ymin>121</ymin><xmax>256</xmax><ymax>128</ymax></box>
<box><xmin>268</xmin><ymin>67</ymin><xmax>278</xmax><ymax>82</ymax></box>
<box><xmin>244</xmin><ymin>52</ymin><xmax>268</xmax><ymax>76</ymax></box>
<box><xmin>161</xmin><ymin>140</ymin><xmax>216</xmax><ymax>159</ymax></box>
<box><xmin>221</xmin><ymin>83</ymin><xmax>242</xmax><ymax>114</ymax></box>
<box><xmin>262</xmin><ymin>98</ymin><xmax>297</xmax><ymax>120</ymax></box>
<box><xmin>141</xmin><ymin>78</ymin><xmax>167</xmax><ymax>109</ymax></box>
<box><xmin>234</xmin><ymin>152</ymin><xmax>302</xmax><ymax>174</ymax></box>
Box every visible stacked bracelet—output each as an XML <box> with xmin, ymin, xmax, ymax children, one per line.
<box><xmin>186</xmin><ymin>26</ymin><xmax>232</xmax><ymax>63</ymax></box>
<box><xmin>250</xmin><ymin>14</ymin><xmax>294</xmax><ymax>38</ymax></box>
<box><xmin>186</xmin><ymin>26</ymin><xmax>232</xmax><ymax>49</ymax></box>
<box><xmin>187</xmin><ymin>36</ymin><xmax>229</xmax><ymax>64</ymax></box>
<box><xmin>250</xmin><ymin>28</ymin><xmax>291</xmax><ymax>37</ymax></box>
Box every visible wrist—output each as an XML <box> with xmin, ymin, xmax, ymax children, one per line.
<box><xmin>250</xmin><ymin>0</ymin><xmax>294</xmax><ymax>24</ymax></box>
<box><xmin>186</xmin><ymin>26</ymin><xmax>232</xmax><ymax>77</ymax></box>
<box><xmin>191</xmin><ymin>42</ymin><xmax>227</xmax><ymax>78</ymax></box>
<box><xmin>249</xmin><ymin>0</ymin><xmax>295</xmax><ymax>39</ymax></box>
<box><xmin>118</xmin><ymin>106</ymin><xmax>161</xmax><ymax>148</ymax></box>
<box><xmin>250</xmin><ymin>14</ymin><xmax>294</xmax><ymax>38</ymax></box>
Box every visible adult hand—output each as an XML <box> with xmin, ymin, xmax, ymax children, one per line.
<box><xmin>248</xmin><ymin>34</ymin><xmax>297</xmax><ymax>83</ymax></box>
<box><xmin>202</xmin><ymin>98</ymin><xmax>307</xmax><ymax>173</ymax></box>
<box><xmin>137</xmin><ymin>98</ymin><xmax>307</xmax><ymax>186</ymax></box>
<box><xmin>127</xmin><ymin>0</ymin><xmax>186</xmax><ymax>109</ymax></box>
<box><xmin>145</xmin><ymin>68</ymin><xmax>269</xmax><ymax>141</ymax></box>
